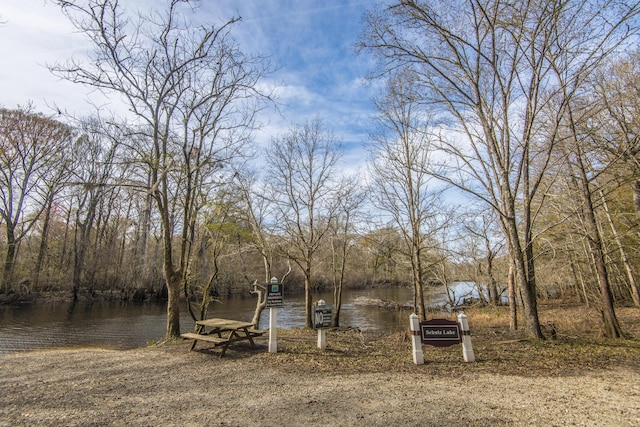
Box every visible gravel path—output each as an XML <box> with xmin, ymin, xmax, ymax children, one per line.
<box><xmin>1</xmin><ymin>338</ymin><xmax>639</xmax><ymax>427</ymax></box>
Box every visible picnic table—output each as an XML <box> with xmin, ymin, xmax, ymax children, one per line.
<box><xmin>180</xmin><ymin>318</ymin><xmax>265</xmax><ymax>357</ymax></box>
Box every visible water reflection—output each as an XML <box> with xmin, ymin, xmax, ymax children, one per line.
<box><xmin>0</xmin><ymin>284</ymin><xmax>477</xmax><ymax>353</ymax></box>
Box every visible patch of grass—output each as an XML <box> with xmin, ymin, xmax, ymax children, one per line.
<box><xmin>162</xmin><ymin>303</ymin><xmax>639</xmax><ymax>378</ymax></box>
<box><xmin>232</xmin><ymin>304</ymin><xmax>640</xmax><ymax>378</ymax></box>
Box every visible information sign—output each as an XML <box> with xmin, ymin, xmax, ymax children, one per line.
<box><xmin>265</xmin><ymin>282</ymin><xmax>283</xmax><ymax>308</ymax></box>
<box><xmin>419</xmin><ymin>318</ymin><xmax>461</xmax><ymax>347</ymax></box>
<box><xmin>313</xmin><ymin>305</ymin><xmax>332</xmax><ymax>329</ymax></box>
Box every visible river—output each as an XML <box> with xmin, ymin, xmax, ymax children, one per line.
<box><xmin>0</xmin><ymin>283</ymin><xmax>478</xmax><ymax>353</ymax></box>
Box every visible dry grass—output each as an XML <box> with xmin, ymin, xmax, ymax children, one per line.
<box><xmin>209</xmin><ymin>302</ymin><xmax>640</xmax><ymax>378</ymax></box>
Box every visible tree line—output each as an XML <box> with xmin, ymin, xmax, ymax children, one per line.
<box><xmin>1</xmin><ymin>0</ymin><xmax>639</xmax><ymax>340</ymax></box>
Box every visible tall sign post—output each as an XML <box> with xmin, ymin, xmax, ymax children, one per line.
<box><xmin>457</xmin><ymin>312</ymin><xmax>475</xmax><ymax>362</ymax></box>
<box><xmin>313</xmin><ymin>300</ymin><xmax>332</xmax><ymax>350</ymax></box>
<box><xmin>409</xmin><ymin>314</ymin><xmax>424</xmax><ymax>364</ymax></box>
<box><xmin>266</xmin><ymin>277</ymin><xmax>283</xmax><ymax>353</ymax></box>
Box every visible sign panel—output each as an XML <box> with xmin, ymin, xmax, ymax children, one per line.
<box><xmin>313</xmin><ymin>305</ymin><xmax>332</xmax><ymax>329</ymax></box>
<box><xmin>265</xmin><ymin>282</ymin><xmax>283</xmax><ymax>308</ymax></box>
<box><xmin>419</xmin><ymin>318</ymin><xmax>461</xmax><ymax>347</ymax></box>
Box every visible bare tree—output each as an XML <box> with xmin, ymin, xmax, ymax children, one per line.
<box><xmin>52</xmin><ymin>0</ymin><xmax>273</xmax><ymax>338</ymax></box>
<box><xmin>599</xmin><ymin>190</ymin><xmax>639</xmax><ymax>307</ymax></box>
<box><xmin>234</xmin><ymin>170</ymin><xmax>278</xmax><ymax>326</ymax></box>
<box><xmin>265</xmin><ymin>120</ymin><xmax>343</xmax><ymax>329</ymax></box>
<box><xmin>0</xmin><ymin>106</ymin><xmax>73</xmax><ymax>293</ymax></box>
<box><xmin>590</xmin><ymin>50</ymin><xmax>640</xmax><ymax>222</ymax></box>
<box><xmin>183</xmin><ymin>186</ymin><xmax>237</xmax><ymax>322</ymax></box>
<box><xmin>361</xmin><ymin>226</ymin><xmax>405</xmax><ymax>283</ymax></box>
<box><xmin>544</xmin><ymin>6</ymin><xmax>639</xmax><ymax>337</ymax></box>
<box><xmin>235</xmin><ymin>171</ymin><xmax>275</xmax><ymax>284</ymax></box>
<box><xmin>33</xmin><ymin>142</ymin><xmax>75</xmax><ymax>291</ymax></box>
<box><xmin>367</xmin><ymin>71</ymin><xmax>446</xmax><ymax>320</ymax></box>
<box><xmin>361</xmin><ymin>0</ymin><xmax>640</xmax><ymax>338</ymax></box>
<box><xmin>461</xmin><ymin>210</ymin><xmax>506</xmax><ymax>307</ymax></box>
<box><xmin>66</xmin><ymin>118</ymin><xmax>120</xmax><ymax>300</ymax></box>
<box><xmin>579</xmin><ymin>52</ymin><xmax>640</xmax><ymax>308</ymax></box>
<box><xmin>329</xmin><ymin>176</ymin><xmax>366</xmax><ymax>327</ymax></box>
<box><xmin>559</xmin><ymin>136</ymin><xmax>624</xmax><ymax>337</ymax></box>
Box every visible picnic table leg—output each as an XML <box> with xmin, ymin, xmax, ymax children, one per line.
<box><xmin>218</xmin><ymin>331</ymin><xmax>236</xmax><ymax>357</ymax></box>
<box><xmin>243</xmin><ymin>329</ymin><xmax>257</xmax><ymax>347</ymax></box>
<box><xmin>219</xmin><ymin>343</ymin><xmax>230</xmax><ymax>357</ymax></box>
<box><xmin>190</xmin><ymin>324</ymin><xmax>205</xmax><ymax>351</ymax></box>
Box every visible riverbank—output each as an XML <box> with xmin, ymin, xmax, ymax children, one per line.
<box><xmin>0</xmin><ymin>281</ymin><xmax>413</xmax><ymax>306</ymax></box>
<box><xmin>1</xmin><ymin>304</ymin><xmax>639</xmax><ymax>426</ymax></box>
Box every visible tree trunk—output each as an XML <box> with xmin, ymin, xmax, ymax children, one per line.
<box><xmin>508</xmin><ymin>261</ymin><xmax>517</xmax><ymax>331</ymax></box>
<box><xmin>59</xmin><ymin>205</ymin><xmax>73</xmax><ymax>275</ymax></box>
<box><xmin>332</xmin><ymin>245</ymin><xmax>346</xmax><ymax>328</ymax></box>
<box><xmin>601</xmin><ymin>191</ymin><xmax>640</xmax><ymax>307</ymax></box>
<box><xmin>137</xmin><ymin>181</ymin><xmax>153</xmax><ymax>289</ymax></box>
<box><xmin>413</xmin><ymin>243</ymin><xmax>427</xmax><ymax>320</ymax></box>
<box><xmin>34</xmin><ymin>196</ymin><xmax>54</xmax><ymax>291</ymax></box>
<box><xmin>633</xmin><ymin>179</ymin><xmax>640</xmax><ymax>224</ymax></box>
<box><xmin>72</xmin><ymin>221</ymin><xmax>88</xmax><ymax>301</ymax></box>
<box><xmin>250</xmin><ymin>254</ymin><xmax>272</xmax><ymax>327</ymax></box>
<box><xmin>251</xmin><ymin>284</ymin><xmax>267</xmax><ymax>327</ymax></box>
<box><xmin>2</xmin><ymin>224</ymin><xmax>17</xmax><ymax>293</ymax></box>
<box><xmin>584</xmin><ymin>215</ymin><xmax>623</xmax><ymax>338</ymax></box>
<box><xmin>568</xmin><ymin>256</ymin><xmax>587</xmax><ymax>305</ymax></box>
<box><xmin>304</xmin><ymin>264</ymin><xmax>313</xmax><ymax>329</ymax></box>
<box><xmin>502</xmin><ymin>211</ymin><xmax>543</xmax><ymax>339</ymax></box>
<box><xmin>332</xmin><ymin>281</ymin><xmax>343</xmax><ymax>328</ymax></box>
<box><xmin>573</xmin><ymin>151</ymin><xmax>623</xmax><ymax>338</ymax></box>
<box><xmin>73</xmin><ymin>192</ymin><xmax>99</xmax><ymax>300</ymax></box>
<box><xmin>165</xmin><ymin>270</ymin><xmax>181</xmax><ymax>338</ymax></box>
<box><xmin>160</xmin><ymin>190</ymin><xmax>181</xmax><ymax>338</ymax></box>
<box><xmin>486</xmin><ymin>252</ymin><xmax>499</xmax><ymax>306</ymax></box>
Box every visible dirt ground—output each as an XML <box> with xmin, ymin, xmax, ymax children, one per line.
<box><xmin>1</xmin><ymin>315</ymin><xmax>640</xmax><ymax>427</ymax></box>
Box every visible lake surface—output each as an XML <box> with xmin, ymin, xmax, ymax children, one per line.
<box><xmin>0</xmin><ymin>283</ymin><xmax>477</xmax><ymax>353</ymax></box>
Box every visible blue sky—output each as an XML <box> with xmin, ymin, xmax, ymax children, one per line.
<box><xmin>0</xmin><ymin>0</ymin><xmax>385</xmax><ymax>173</ymax></box>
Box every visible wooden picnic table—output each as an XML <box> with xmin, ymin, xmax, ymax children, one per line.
<box><xmin>180</xmin><ymin>318</ymin><xmax>264</xmax><ymax>357</ymax></box>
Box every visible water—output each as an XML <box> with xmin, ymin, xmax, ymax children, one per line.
<box><xmin>0</xmin><ymin>284</ymin><xmax>478</xmax><ymax>353</ymax></box>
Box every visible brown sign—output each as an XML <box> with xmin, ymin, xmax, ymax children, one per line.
<box><xmin>419</xmin><ymin>318</ymin><xmax>461</xmax><ymax>347</ymax></box>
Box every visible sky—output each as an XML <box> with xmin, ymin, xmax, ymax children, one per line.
<box><xmin>0</xmin><ymin>0</ymin><xmax>386</xmax><ymax>175</ymax></box>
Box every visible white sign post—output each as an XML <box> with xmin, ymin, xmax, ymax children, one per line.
<box><xmin>269</xmin><ymin>306</ymin><xmax>278</xmax><ymax>353</ymax></box>
<box><xmin>457</xmin><ymin>312</ymin><xmax>475</xmax><ymax>362</ymax></box>
<box><xmin>315</xmin><ymin>300</ymin><xmax>328</xmax><ymax>350</ymax></box>
<box><xmin>409</xmin><ymin>313</ymin><xmax>424</xmax><ymax>365</ymax></box>
<box><xmin>266</xmin><ymin>277</ymin><xmax>283</xmax><ymax>354</ymax></box>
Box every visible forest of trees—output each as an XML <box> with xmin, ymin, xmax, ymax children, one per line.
<box><xmin>1</xmin><ymin>0</ymin><xmax>640</xmax><ymax>340</ymax></box>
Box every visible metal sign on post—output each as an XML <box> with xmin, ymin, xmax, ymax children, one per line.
<box><xmin>313</xmin><ymin>301</ymin><xmax>333</xmax><ymax>329</ymax></box>
<box><xmin>314</xmin><ymin>300</ymin><xmax>332</xmax><ymax>350</ymax></box>
<box><xmin>267</xmin><ymin>277</ymin><xmax>282</xmax><ymax>353</ymax></box>
<box><xmin>266</xmin><ymin>279</ymin><xmax>283</xmax><ymax>308</ymax></box>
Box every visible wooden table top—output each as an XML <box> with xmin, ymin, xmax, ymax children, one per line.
<box><xmin>196</xmin><ymin>318</ymin><xmax>254</xmax><ymax>330</ymax></box>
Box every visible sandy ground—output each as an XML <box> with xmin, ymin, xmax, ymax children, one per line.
<box><xmin>1</xmin><ymin>332</ymin><xmax>639</xmax><ymax>427</ymax></box>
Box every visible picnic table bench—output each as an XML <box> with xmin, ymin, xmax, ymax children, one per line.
<box><xmin>180</xmin><ymin>318</ymin><xmax>265</xmax><ymax>357</ymax></box>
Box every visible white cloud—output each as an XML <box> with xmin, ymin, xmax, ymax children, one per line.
<box><xmin>0</xmin><ymin>0</ymin><xmax>383</xmax><ymax>179</ymax></box>
<box><xmin>0</xmin><ymin>1</ymin><xmax>95</xmax><ymax>114</ymax></box>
